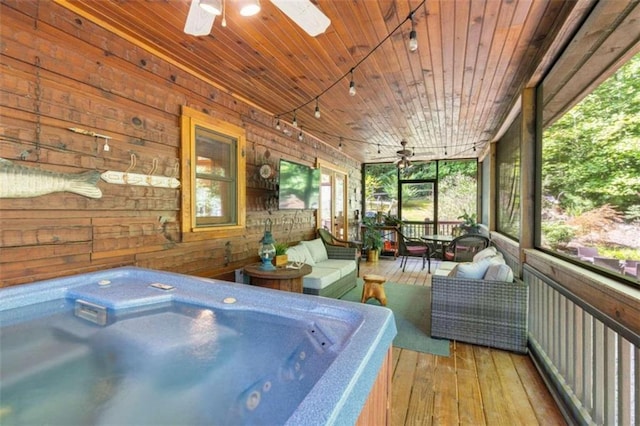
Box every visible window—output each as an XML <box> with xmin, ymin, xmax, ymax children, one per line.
<box><xmin>181</xmin><ymin>106</ymin><xmax>246</xmax><ymax>239</ymax></box>
<box><xmin>496</xmin><ymin>116</ymin><xmax>521</xmax><ymax>239</ymax></box>
<box><xmin>540</xmin><ymin>53</ymin><xmax>640</xmax><ymax>281</ymax></box>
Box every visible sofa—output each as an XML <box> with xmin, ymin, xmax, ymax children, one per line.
<box><xmin>431</xmin><ymin>246</ymin><xmax>529</xmax><ymax>353</ymax></box>
<box><xmin>286</xmin><ymin>238</ymin><xmax>358</xmax><ymax>298</ymax></box>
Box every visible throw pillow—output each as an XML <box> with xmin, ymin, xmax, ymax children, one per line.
<box><xmin>484</xmin><ymin>263</ymin><xmax>514</xmax><ymax>282</ymax></box>
<box><xmin>472</xmin><ymin>246</ymin><xmax>497</xmax><ymax>262</ymax></box>
<box><xmin>301</xmin><ymin>238</ymin><xmax>329</xmax><ymax>263</ymax></box>
<box><xmin>454</xmin><ymin>256</ymin><xmax>504</xmax><ymax>279</ymax></box>
<box><xmin>286</xmin><ymin>244</ymin><xmax>316</xmax><ymax>266</ymax></box>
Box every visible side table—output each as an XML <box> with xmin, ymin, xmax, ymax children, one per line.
<box><xmin>243</xmin><ymin>263</ymin><xmax>312</xmax><ymax>293</ymax></box>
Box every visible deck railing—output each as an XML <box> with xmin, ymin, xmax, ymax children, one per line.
<box><xmin>400</xmin><ymin>220</ymin><xmax>461</xmax><ymax>239</ymax></box>
<box><xmin>525</xmin><ymin>263</ymin><xmax>638</xmax><ymax>425</ymax></box>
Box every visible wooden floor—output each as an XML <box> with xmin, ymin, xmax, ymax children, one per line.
<box><xmin>359</xmin><ymin>256</ymin><xmax>566</xmax><ymax>426</ymax></box>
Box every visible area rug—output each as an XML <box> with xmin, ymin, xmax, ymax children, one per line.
<box><xmin>340</xmin><ymin>282</ymin><xmax>450</xmax><ymax>357</ymax></box>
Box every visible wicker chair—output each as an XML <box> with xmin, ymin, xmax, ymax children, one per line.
<box><xmin>443</xmin><ymin>234</ymin><xmax>490</xmax><ymax>262</ymax></box>
<box><xmin>397</xmin><ymin>230</ymin><xmax>431</xmax><ymax>272</ymax></box>
<box><xmin>317</xmin><ymin>228</ymin><xmax>362</xmax><ymax>275</ymax></box>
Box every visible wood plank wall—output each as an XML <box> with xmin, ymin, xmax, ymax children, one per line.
<box><xmin>0</xmin><ymin>1</ymin><xmax>360</xmax><ymax>287</ymax></box>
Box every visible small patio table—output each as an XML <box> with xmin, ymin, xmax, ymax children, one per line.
<box><xmin>422</xmin><ymin>234</ymin><xmax>454</xmax><ymax>260</ymax></box>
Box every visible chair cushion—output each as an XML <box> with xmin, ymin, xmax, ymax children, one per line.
<box><xmin>406</xmin><ymin>246</ymin><xmax>427</xmax><ymax>255</ymax></box>
<box><xmin>286</xmin><ymin>244</ymin><xmax>316</xmax><ymax>266</ymax></box>
<box><xmin>484</xmin><ymin>263</ymin><xmax>514</xmax><ymax>282</ymax></box>
<box><xmin>301</xmin><ymin>238</ymin><xmax>329</xmax><ymax>263</ymax></box>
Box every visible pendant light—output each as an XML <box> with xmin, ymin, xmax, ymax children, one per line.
<box><xmin>348</xmin><ymin>69</ymin><xmax>356</xmax><ymax>96</ymax></box>
<box><xmin>408</xmin><ymin>13</ymin><xmax>418</xmax><ymax>52</ymax></box>
<box><xmin>314</xmin><ymin>98</ymin><xmax>321</xmax><ymax>118</ymax></box>
<box><xmin>292</xmin><ymin>110</ymin><xmax>298</xmax><ymax>127</ymax></box>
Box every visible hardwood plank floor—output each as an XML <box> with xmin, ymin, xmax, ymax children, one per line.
<box><xmin>359</xmin><ymin>256</ymin><xmax>566</xmax><ymax>425</ymax></box>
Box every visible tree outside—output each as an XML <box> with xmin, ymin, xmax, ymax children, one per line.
<box><xmin>542</xmin><ymin>52</ymin><xmax>640</xmax><ymax>269</ymax></box>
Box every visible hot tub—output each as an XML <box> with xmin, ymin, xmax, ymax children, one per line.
<box><xmin>0</xmin><ymin>267</ymin><xmax>396</xmax><ymax>425</ymax></box>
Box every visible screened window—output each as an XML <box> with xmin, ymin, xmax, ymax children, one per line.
<box><xmin>540</xmin><ymin>53</ymin><xmax>640</xmax><ymax>280</ymax></box>
<box><xmin>496</xmin><ymin>115</ymin><xmax>521</xmax><ymax>240</ymax></box>
<box><xmin>181</xmin><ymin>106</ymin><xmax>245</xmax><ymax>239</ymax></box>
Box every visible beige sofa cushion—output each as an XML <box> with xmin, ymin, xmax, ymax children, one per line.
<box><xmin>303</xmin><ymin>266</ymin><xmax>342</xmax><ymax>290</ymax></box>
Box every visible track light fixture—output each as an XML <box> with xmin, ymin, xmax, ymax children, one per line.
<box><xmin>348</xmin><ymin>69</ymin><xmax>356</xmax><ymax>96</ymax></box>
<box><xmin>314</xmin><ymin>98</ymin><xmax>321</xmax><ymax>118</ymax></box>
<box><xmin>409</xmin><ymin>13</ymin><xmax>418</xmax><ymax>52</ymax></box>
<box><xmin>199</xmin><ymin>0</ymin><xmax>222</xmax><ymax>15</ymax></box>
<box><xmin>292</xmin><ymin>110</ymin><xmax>298</xmax><ymax>127</ymax></box>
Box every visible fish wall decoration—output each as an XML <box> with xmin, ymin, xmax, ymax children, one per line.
<box><xmin>0</xmin><ymin>158</ymin><xmax>102</xmax><ymax>199</ymax></box>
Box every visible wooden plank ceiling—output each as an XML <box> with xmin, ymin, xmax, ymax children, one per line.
<box><xmin>59</xmin><ymin>0</ymin><xmax>576</xmax><ymax>163</ymax></box>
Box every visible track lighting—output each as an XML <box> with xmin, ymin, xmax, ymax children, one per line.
<box><xmin>199</xmin><ymin>0</ymin><xmax>222</xmax><ymax>15</ymax></box>
<box><xmin>408</xmin><ymin>13</ymin><xmax>418</xmax><ymax>52</ymax></box>
<box><xmin>292</xmin><ymin>110</ymin><xmax>298</xmax><ymax>127</ymax></box>
<box><xmin>348</xmin><ymin>69</ymin><xmax>356</xmax><ymax>96</ymax></box>
<box><xmin>314</xmin><ymin>98</ymin><xmax>321</xmax><ymax>118</ymax></box>
<box><xmin>238</xmin><ymin>0</ymin><xmax>260</xmax><ymax>16</ymax></box>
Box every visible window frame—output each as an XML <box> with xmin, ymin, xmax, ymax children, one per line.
<box><xmin>180</xmin><ymin>106</ymin><xmax>246</xmax><ymax>240</ymax></box>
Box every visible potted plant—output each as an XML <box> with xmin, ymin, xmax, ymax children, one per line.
<box><xmin>362</xmin><ymin>217</ymin><xmax>384</xmax><ymax>262</ymax></box>
<box><xmin>273</xmin><ymin>242</ymin><xmax>289</xmax><ymax>267</ymax></box>
<box><xmin>457</xmin><ymin>210</ymin><xmax>479</xmax><ymax>234</ymax></box>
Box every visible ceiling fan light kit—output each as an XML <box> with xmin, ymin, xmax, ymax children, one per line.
<box><xmin>238</xmin><ymin>0</ymin><xmax>261</xmax><ymax>17</ymax></box>
<box><xmin>199</xmin><ymin>0</ymin><xmax>222</xmax><ymax>15</ymax></box>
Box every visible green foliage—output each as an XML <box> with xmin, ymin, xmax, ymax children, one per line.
<box><xmin>274</xmin><ymin>242</ymin><xmax>288</xmax><ymax>255</ymax></box>
<box><xmin>541</xmin><ymin>222</ymin><xmax>576</xmax><ymax>250</ymax></box>
<box><xmin>457</xmin><ymin>210</ymin><xmax>477</xmax><ymax>226</ymax></box>
<box><xmin>625</xmin><ymin>205</ymin><xmax>640</xmax><ymax>222</ymax></box>
<box><xmin>362</xmin><ymin>217</ymin><xmax>384</xmax><ymax>250</ymax></box>
<box><xmin>543</xmin><ymin>53</ymin><xmax>640</xmax><ymax>214</ymax></box>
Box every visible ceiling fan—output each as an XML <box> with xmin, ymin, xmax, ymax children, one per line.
<box><xmin>184</xmin><ymin>0</ymin><xmax>331</xmax><ymax>37</ymax></box>
<box><xmin>373</xmin><ymin>140</ymin><xmax>434</xmax><ymax>167</ymax></box>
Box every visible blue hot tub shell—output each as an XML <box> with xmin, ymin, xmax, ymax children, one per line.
<box><xmin>0</xmin><ymin>267</ymin><xmax>396</xmax><ymax>425</ymax></box>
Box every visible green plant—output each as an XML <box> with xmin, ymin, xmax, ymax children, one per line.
<box><xmin>274</xmin><ymin>242</ymin><xmax>288</xmax><ymax>256</ymax></box>
<box><xmin>457</xmin><ymin>210</ymin><xmax>477</xmax><ymax>227</ymax></box>
<box><xmin>362</xmin><ymin>218</ymin><xmax>384</xmax><ymax>251</ymax></box>
<box><xmin>383</xmin><ymin>213</ymin><xmax>403</xmax><ymax>226</ymax></box>
<box><xmin>541</xmin><ymin>222</ymin><xmax>576</xmax><ymax>250</ymax></box>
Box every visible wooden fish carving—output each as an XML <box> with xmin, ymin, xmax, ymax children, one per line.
<box><xmin>0</xmin><ymin>158</ymin><xmax>102</xmax><ymax>199</ymax></box>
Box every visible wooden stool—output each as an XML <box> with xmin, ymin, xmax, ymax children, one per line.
<box><xmin>361</xmin><ymin>274</ymin><xmax>387</xmax><ymax>306</ymax></box>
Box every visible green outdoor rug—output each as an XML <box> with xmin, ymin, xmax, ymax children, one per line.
<box><xmin>340</xmin><ymin>281</ymin><xmax>450</xmax><ymax>357</ymax></box>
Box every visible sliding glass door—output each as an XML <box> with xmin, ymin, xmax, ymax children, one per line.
<box><xmin>318</xmin><ymin>162</ymin><xmax>348</xmax><ymax>239</ymax></box>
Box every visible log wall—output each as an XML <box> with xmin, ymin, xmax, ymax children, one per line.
<box><xmin>0</xmin><ymin>1</ymin><xmax>360</xmax><ymax>287</ymax></box>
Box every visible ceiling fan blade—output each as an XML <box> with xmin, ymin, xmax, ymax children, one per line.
<box><xmin>184</xmin><ymin>0</ymin><xmax>216</xmax><ymax>36</ymax></box>
<box><xmin>269</xmin><ymin>0</ymin><xmax>331</xmax><ymax>37</ymax></box>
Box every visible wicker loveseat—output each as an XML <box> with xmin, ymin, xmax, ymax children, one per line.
<box><xmin>430</xmin><ymin>247</ymin><xmax>529</xmax><ymax>353</ymax></box>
